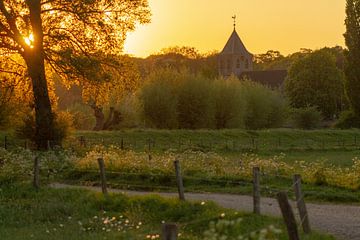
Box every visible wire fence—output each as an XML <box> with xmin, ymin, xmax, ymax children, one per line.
<box><xmin>2</xmin><ymin>134</ymin><xmax>360</xmax><ymax>152</ymax></box>
<box><xmin>2</xmin><ymin>134</ymin><xmax>316</xmax><ymax>239</ymax></box>
<box><xmin>73</xmin><ymin>158</ymin><xmax>311</xmax><ymax>238</ymax></box>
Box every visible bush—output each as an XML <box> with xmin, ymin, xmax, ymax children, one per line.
<box><xmin>335</xmin><ymin>110</ymin><xmax>360</xmax><ymax>129</ymax></box>
<box><xmin>139</xmin><ymin>70</ymin><xmax>288</xmax><ymax>130</ymax></box>
<box><xmin>140</xmin><ymin>69</ymin><xmax>180</xmax><ymax>129</ymax></box>
<box><xmin>177</xmin><ymin>75</ymin><xmax>213</xmax><ymax>129</ymax></box>
<box><xmin>291</xmin><ymin>106</ymin><xmax>322</xmax><ymax>129</ymax></box>
<box><xmin>241</xmin><ymin>80</ymin><xmax>288</xmax><ymax>129</ymax></box>
<box><xmin>212</xmin><ymin>77</ymin><xmax>245</xmax><ymax>128</ymax></box>
<box><xmin>16</xmin><ymin>110</ymin><xmax>74</xmax><ymax>146</ymax></box>
<box><xmin>114</xmin><ymin>94</ymin><xmax>142</xmax><ymax>128</ymax></box>
<box><xmin>67</xmin><ymin>103</ymin><xmax>95</xmax><ymax>130</ymax></box>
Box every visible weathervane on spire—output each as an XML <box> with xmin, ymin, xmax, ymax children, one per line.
<box><xmin>232</xmin><ymin>15</ymin><xmax>236</xmax><ymax>29</ymax></box>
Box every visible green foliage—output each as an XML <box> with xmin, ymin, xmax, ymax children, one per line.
<box><xmin>242</xmin><ymin>80</ymin><xmax>288</xmax><ymax>129</ymax></box>
<box><xmin>285</xmin><ymin>50</ymin><xmax>344</xmax><ymax>118</ymax></box>
<box><xmin>114</xmin><ymin>94</ymin><xmax>142</xmax><ymax>129</ymax></box>
<box><xmin>335</xmin><ymin>110</ymin><xmax>360</xmax><ymax>129</ymax></box>
<box><xmin>291</xmin><ymin>106</ymin><xmax>322</xmax><ymax>129</ymax></box>
<box><xmin>139</xmin><ymin>70</ymin><xmax>288</xmax><ymax>130</ymax></box>
<box><xmin>16</xmin><ymin>111</ymin><xmax>73</xmax><ymax>146</ymax></box>
<box><xmin>344</xmin><ymin>0</ymin><xmax>360</xmax><ymax>115</ymax></box>
<box><xmin>140</xmin><ymin>69</ymin><xmax>182</xmax><ymax>129</ymax></box>
<box><xmin>67</xmin><ymin>103</ymin><xmax>96</xmax><ymax>130</ymax></box>
<box><xmin>212</xmin><ymin>77</ymin><xmax>245</xmax><ymax>129</ymax></box>
<box><xmin>177</xmin><ymin>76</ymin><xmax>213</xmax><ymax>129</ymax></box>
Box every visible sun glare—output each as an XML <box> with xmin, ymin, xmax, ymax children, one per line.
<box><xmin>24</xmin><ymin>33</ymin><xmax>34</xmax><ymax>48</ymax></box>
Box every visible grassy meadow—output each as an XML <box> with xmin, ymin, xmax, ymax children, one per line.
<box><xmin>0</xmin><ymin>184</ymin><xmax>334</xmax><ymax>240</ymax></box>
<box><xmin>1</xmin><ymin>129</ymin><xmax>360</xmax><ymax>203</ymax></box>
<box><xmin>66</xmin><ymin>129</ymin><xmax>360</xmax><ymax>168</ymax></box>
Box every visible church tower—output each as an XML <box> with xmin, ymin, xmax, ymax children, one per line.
<box><xmin>218</xmin><ymin>16</ymin><xmax>253</xmax><ymax>77</ymax></box>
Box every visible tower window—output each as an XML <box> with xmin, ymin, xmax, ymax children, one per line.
<box><xmin>241</xmin><ymin>56</ymin><xmax>245</xmax><ymax>61</ymax></box>
<box><xmin>245</xmin><ymin>59</ymin><xmax>249</xmax><ymax>69</ymax></box>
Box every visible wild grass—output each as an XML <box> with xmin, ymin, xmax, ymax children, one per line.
<box><xmin>0</xmin><ymin>184</ymin><xmax>334</xmax><ymax>240</ymax></box>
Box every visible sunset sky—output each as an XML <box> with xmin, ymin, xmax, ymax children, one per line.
<box><xmin>124</xmin><ymin>0</ymin><xmax>346</xmax><ymax>58</ymax></box>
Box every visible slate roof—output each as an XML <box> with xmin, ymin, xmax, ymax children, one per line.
<box><xmin>220</xmin><ymin>30</ymin><xmax>252</xmax><ymax>56</ymax></box>
<box><xmin>239</xmin><ymin>70</ymin><xmax>288</xmax><ymax>88</ymax></box>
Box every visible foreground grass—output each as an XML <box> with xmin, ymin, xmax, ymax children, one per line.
<box><xmin>0</xmin><ymin>184</ymin><xmax>334</xmax><ymax>240</ymax></box>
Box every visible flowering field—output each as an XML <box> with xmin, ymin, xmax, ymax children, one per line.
<box><xmin>0</xmin><ymin>142</ymin><xmax>359</xmax><ymax>203</ymax></box>
<box><xmin>75</xmin><ymin>145</ymin><xmax>360</xmax><ymax>191</ymax></box>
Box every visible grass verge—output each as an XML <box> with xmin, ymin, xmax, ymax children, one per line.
<box><xmin>0</xmin><ymin>183</ymin><xmax>334</xmax><ymax>240</ymax></box>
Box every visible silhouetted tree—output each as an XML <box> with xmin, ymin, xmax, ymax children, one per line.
<box><xmin>0</xmin><ymin>0</ymin><xmax>150</xmax><ymax>149</ymax></box>
<box><xmin>344</xmin><ymin>0</ymin><xmax>360</xmax><ymax>115</ymax></box>
<box><xmin>285</xmin><ymin>50</ymin><xmax>344</xmax><ymax>119</ymax></box>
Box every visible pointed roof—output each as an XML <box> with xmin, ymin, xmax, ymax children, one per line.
<box><xmin>220</xmin><ymin>30</ymin><xmax>252</xmax><ymax>56</ymax></box>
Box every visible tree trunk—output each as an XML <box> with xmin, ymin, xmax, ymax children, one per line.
<box><xmin>24</xmin><ymin>0</ymin><xmax>54</xmax><ymax>150</ymax></box>
<box><xmin>92</xmin><ymin>105</ymin><xmax>105</xmax><ymax>131</ymax></box>
<box><xmin>103</xmin><ymin>107</ymin><xmax>115</xmax><ymax>130</ymax></box>
<box><xmin>25</xmin><ymin>54</ymin><xmax>54</xmax><ymax>149</ymax></box>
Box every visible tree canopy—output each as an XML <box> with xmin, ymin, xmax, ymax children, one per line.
<box><xmin>344</xmin><ymin>0</ymin><xmax>360</xmax><ymax>115</ymax></box>
<box><xmin>285</xmin><ymin>50</ymin><xmax>344</xmax><ymax>119</ymax></box>
<box><xmin>0</xmin><ymin>0</ymin><xmax>150</xmax><ymax>148</ymax></box>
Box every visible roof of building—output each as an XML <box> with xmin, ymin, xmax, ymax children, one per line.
<box><xmin>220</xmin><ymin>30</ymin><xmax>252</xmax><ymax>56</ymax></box>
<box><xmin>239</xmin><ymin>70</ymin><xmax>288</xmax><ymax>88</ymax></box>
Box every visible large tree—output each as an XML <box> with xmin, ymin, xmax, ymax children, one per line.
<box><xmin>0</xmin><ymin>0</ymin><xmax>150</xmax><ymax>149</ymax></box>
<box><xmin>344</xmin><ymin>0</ymin><xmax>360</xmax><ymax>115</ymax></box>
<box><xmin>285</xmin><ymin>50</ymin><xmax>344</xmax><ymax>119</ymax></box>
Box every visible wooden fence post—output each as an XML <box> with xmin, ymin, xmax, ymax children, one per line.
<box><xmin>97</xmin><ymin>158</ymin><xmax>108</xmax><ymax>196</ymax></box>
<box><xmin>120</xmin><ymin>138</ymin><xmax>124</xmax><ymax>150</ymax></box>
<box><xmin>253</xmin><ymin>167</ymin><xmax>260</xmax><ymax>214</ymax></box>
<box><xmin>4</xmin><ymin>135</ymin><xmax>7</xmax><ymax>149</ymax></box>
<box><xmin>33</xmin><ymin>156</ymin><xmax>40</xmax><ymax>189</ymax></box>
<box><xmin>354</xmin><ymin>136</ymin><xmax>357</xmax><ymax>147</ymax></box>
<box><xmin>148</xmin><ymin>139</ymin><xmax>152</xmax><ymax>161</ymax></box>
<box><xmin>162</xmin><ymin>223</ymin><xmax>178</xmax><ymax>240</ymax></box>
<box><xmin>276</xmin><ymin>192</ymin><xmax>300</xmax><ymax>240</ymax></box>
<box><xmin>174</xmin><ymin>160</ymin><xmax>185</xmax><ymax>201</ymax></box>
<box><xmin>80</xmin><ymin>136</ymin><xmax>86</xmax><ymax>147</ymax></box>
<box><xmin>251</xmin><ymin>138</ymin><xmax>255</xmax><ymax>150</ymax></box>
<box><xmin>278</xmin><ymin>137</ymin><xmax>281</xmax><ymax>149</ymax></box>
<box><xmin>293</xmin><ymin>174</ymin><xmax>311</xmax><ymax>234</ymax></box>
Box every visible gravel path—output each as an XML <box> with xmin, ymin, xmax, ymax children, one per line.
<box><xmin>51</xmin><ymin>183</ymin><xmax>360</xmax><ymax>240</ymax></box>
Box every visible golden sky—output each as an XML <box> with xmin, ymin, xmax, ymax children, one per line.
<box><xmin>124</xmin><ymin>0</ymin><xmax>346</xmax><ymax>57</ymax></box>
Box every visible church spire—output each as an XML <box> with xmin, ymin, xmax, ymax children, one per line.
<box><xmin>232</xmin><ymin>15</ymin><xmax>236</xmax><ymax>30</ymax></box>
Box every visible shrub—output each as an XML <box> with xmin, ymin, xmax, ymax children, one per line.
<box><xmin>67</xmin><ymin>103</ymin><xmax>96</xmax><ymax>130</ymax></box>
<box><xmin>140</xmin><ymin>74</ymin><xmax>178</xmax><ymax>129</ymax></box>
<box><xmin>291</xmin><ymin>106</ymin><xmax>322</xmax><ymax>129</ymax></box>
<box><xmin>212</xmin><ymin>77</ymin><xmax>245</xmax><ymax>129</ymax></box>
<box><xmin>241</xmin><ymin>80</ymin><xmax>288</xmax><ymax>129</ymax></box>
<box><xmin>139</xmin><ymin>70</ymin><xmax>288</xmax><ymax>130</ymax></box>
<box><xmin>335</xmin><ymin>110</ymin><xmax>360</xmax><ymax>129</ymax></box>
<box><xmin>114</xmin><ymin>94</ymin><xmax>142</xmax><ymax>128</ymax></box>
<box><xmin>16</xmin><ymin>110</ymin><xmax>74</xmax><ymax>146</ymax></box>
<box><xmin>177</xmin><ymin>75</ymin><xmax>213</xmax><ymax>129</ymax></box>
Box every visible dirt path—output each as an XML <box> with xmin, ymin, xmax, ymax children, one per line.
<box><xmin>51</xmin><ymin>183</ymin><xmax>360</xmax><ymax>240</ymax></box>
